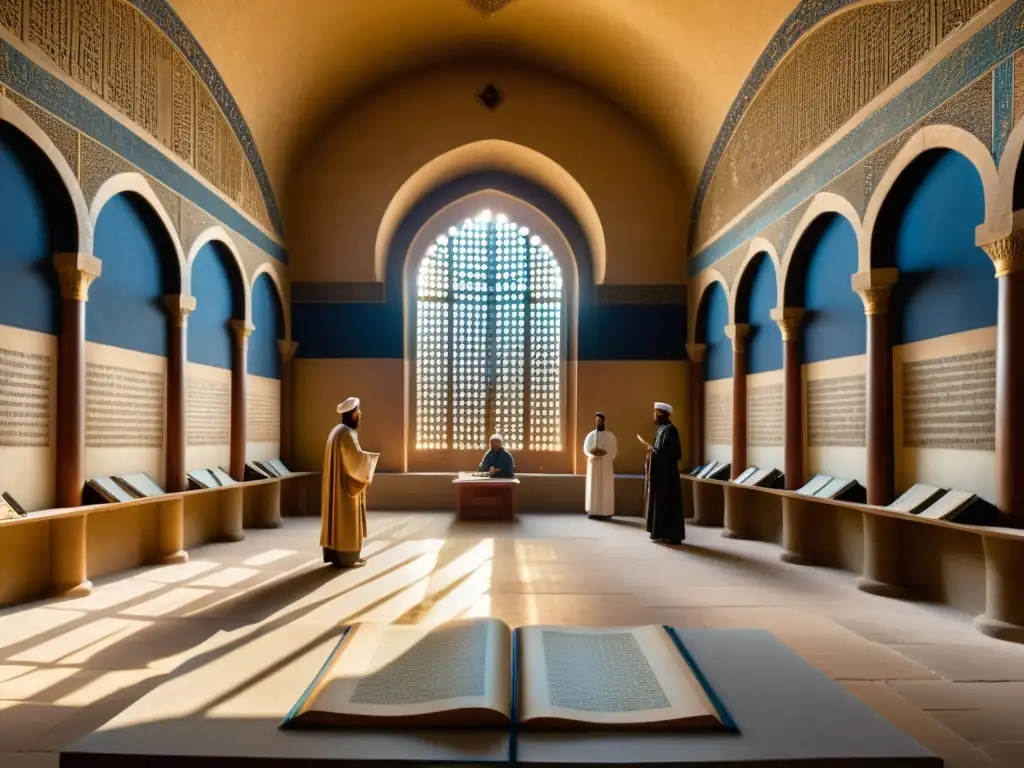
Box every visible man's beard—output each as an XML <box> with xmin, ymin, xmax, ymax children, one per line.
<box><xmin>596</xmin><ymin>424</ymin><xmax>605</xmax><ymax>431</ymax></box>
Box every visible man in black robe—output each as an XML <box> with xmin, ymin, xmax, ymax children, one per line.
<box><xmin>642</xmin><ymin>401</ymin><xmax>685</xmax><ymax>545</ymax></box>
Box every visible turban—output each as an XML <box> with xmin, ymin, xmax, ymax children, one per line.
<box><xmin>595</xmin><ymin>412</ymin><xmax>605</xmax><ymax>419</ymax></box>
<box><xmin>654</xmin><ymin>402</ymin><xmax>673</xmax><ymax>414</ymax></box>
<box><xmin>337</xmin><ymin>397</ymin><xmax>360</xmax><ymax>414</ymax></box>
<box><xmin>490</xmin><ymin>433</ymin><xmax>503</xmax><ymax>442</ymax></box>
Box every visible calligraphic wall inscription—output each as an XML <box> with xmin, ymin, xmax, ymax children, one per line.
<box><xmin>807</xmin><ymin>375</ymin><xmax>866</xmax><ymax>448</ymax></box>
<box><xmin>0</xmin><ymin>348</ymin><xmax>51</xmax><ymax>448</ymax></box>
<box><xmin>247</xmin><ymin>392</ymin><xmax>280</xmax><ymax>444</ymax></box>
<box><xmin>747</xmin><ymin>383</ymin><xmax>783</xmax><ymax>447</ymax></box>
<box><xmin>902</xmin><ymin>350</ymin><xmax>995</xmax><ymax>450</ymax></box>
<box><xmin>186</xmin><ymin>377</ymin><xmax>229</xmax><ymax>446</ymax></box>
<box><xmin>704</xmin><ymin>390</ymin><xmax>732</xmax><ymax>446</ymax></box>
<box><xmin>698</xmin><ymin>0</ymin><xmax>997</xmax><ymax>248</ymax></box>
<box><xmin>85</xmin><ymin>362</ymin><xmax>164</xmax><ymax>448</ymax></box>
<box><xmin>10</xmin><ymin>0</ymin><xmax>271</xmax><ymax>230</ymax></box>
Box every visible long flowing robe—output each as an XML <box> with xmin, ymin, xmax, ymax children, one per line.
<box><xmin>583</xmin><ymin>429</ymin><xmax>618</xmax><ymax>517</ymax></box>
<box><xmin>644</xmin><ymin>421</ymin><xmax>685</xmax><ymax>541</ymax></box>
<box><xmin>320</xmin><ymin>423</ymin><xmax>379</xmax><ymax>555</ymax></box>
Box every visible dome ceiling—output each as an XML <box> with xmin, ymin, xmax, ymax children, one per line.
<box><xmin>169</xmin><ymin>0</ymin><xmax>796</xmax><ymax>230</ymax></box>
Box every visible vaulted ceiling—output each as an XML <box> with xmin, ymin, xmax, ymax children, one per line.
<box><xmin>170</xmin><ymin>0</ymin><xmax>797</xmax><ymax>226</ymax></box>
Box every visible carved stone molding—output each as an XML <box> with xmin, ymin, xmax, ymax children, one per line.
<box><xmin>851</xmin><ymin>268</ymin><xmax>899</xmax><ymax>315</ymax></box>
<box><xmin>982</xmin><ymin>231</ymin><xmax>1024</xmax><ymax>278</ymax></box>
<box><xmin>770</xmin><ymin>307</ymin><xmax>805</xmax><ymax>342</ymax></box>
<box><xmin>164</xmin><ymin>294</ymin><xmax>197</xmax><ymax>328</ymax></box>
<box><xmin>53</xmin><ymin>252</ymin><xmax>102</xmax><ymax>301</ymax></box>
<box><xmin>724</xmin><ymin>323</ymin><xmax>750</xmax><ymax>353</ymax></box>
<box><xmin>685</xmin><ymin>343</ymin><xmax>706</xmax><ymax>364</ymax></box>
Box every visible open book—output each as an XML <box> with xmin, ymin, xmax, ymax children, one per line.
<box><xmin>282</xmin><ymin>618</ymin><xmax>732</xmax><ymax>732</ymax></box>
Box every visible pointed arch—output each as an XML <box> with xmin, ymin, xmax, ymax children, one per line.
<box><xmin>730</xmin><ymin>238</ymin><xmax>779</xmax><ymax>324</ymax></box>
<box><xmin>688</xmin><ymin>269</ymin><xmax>729</xmax><ymax>344</ymax></box>
<box><xmin>186</xmin><ymin>226</ymin><xmax>252</xmax><ymax>322</ymax></box>
<box><xmin>780</xmin><ymin>192</ymin><xmax>864</xmax><ymax>306</ymax></box>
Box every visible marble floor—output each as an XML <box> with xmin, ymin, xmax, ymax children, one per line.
<box><xmin>0</xmin><ymin>512</ymin><xmax>1022</xmax><ymax>767</ymax></box>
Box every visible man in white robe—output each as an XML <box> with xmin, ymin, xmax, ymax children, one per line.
<box><xmin>583</xmin><ymin>412</ymin><xmax>617</xmax><ymax>519</ymax></box>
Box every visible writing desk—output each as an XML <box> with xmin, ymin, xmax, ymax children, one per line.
<box><xmin>453</xmin><ymin>472</ymin><xmax>520</xmax><ymax>521</ymax></box>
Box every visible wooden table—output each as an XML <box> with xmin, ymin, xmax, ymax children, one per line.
<box><xmin>452</xmin><ymin>473</ymin><xmax>519</xmax><ymax>521</ymax></box>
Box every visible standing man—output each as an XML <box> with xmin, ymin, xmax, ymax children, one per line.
<box><xmin>583</xmin><ymin>412</ymin><xmax>618</xmax><ymax>519</ymax></box>
<box><xmin>641</xmin><ymin>401</ymin><xmax>685</xmax><ymax>545</ymax></box>
<box><xmin>321</xmin><ymin>397</ymin><xmax>380</xmax><ymax>569</ymax></box>
<box><xmin>477</xmin><ymin>433</ymin><xmax>515</xmax><ymax>478</ymax></box>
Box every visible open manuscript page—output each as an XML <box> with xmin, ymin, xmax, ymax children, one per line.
<box><xmin>288</xmin><ymin>617</ymin><xmax>512</xmax><ymax>728</ymax></box>
<box><xmin>517</xmin><ymin>625</ymin><xmax>723</xmax><ymax>730</ymax></box>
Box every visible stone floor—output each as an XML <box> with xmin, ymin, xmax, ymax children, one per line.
<box><xmin>0</xmin><ymin>512</ymin><xmax>1022</xmax><ymax>767</ymax></box>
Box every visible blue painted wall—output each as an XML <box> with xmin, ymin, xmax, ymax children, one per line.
<box><xmin>696</xmin><ymin>282</ymin><xmax>731</xmax><ymax>381</ymax></box>
<box><xmin>874</xmin><ymin>149</ymin><xmax>996</xmax><ymax>345</ymax></box>
<box><xmin>785</xmin><ymin>214</ymin><xmax>865</xmax><ymax>363</ymax></box>
<box><xmin>0</xmin><ymin>124</ymin><xmax>76</xmax><ymax>335</ymax></box>
<box><xmin>735</xmin><ymin>253</ymin><xmax>781</xmax><ymax>374</ymax></box>
<box><xmin>88</xmin><ymin>193</ymin><xmax>179</xmax><ymax>356</ymax></box>
<box><xmin>188</xmin><ymin>241</ymin><xmax>245</xmax><ymax>369</ymax></box>
<box><xmin>250</xmin><ymin>274</ymin><xmax>283</xmax><ymax>379</ymax></box>
<box><xmin>291</xmin><ymin>171</ymin><xmax>688</xmax><ymax>362</ymax></box>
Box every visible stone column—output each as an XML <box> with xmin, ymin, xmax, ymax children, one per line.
<box><xmin>164</xmin><ymin>295</ymin><xmax>196</xmax><ymax>494</ymax></box>
<box><xmin>685</xmin><ymin>343</ymin><xmax>706</xmax><ymax>467</ymax></box>
<box><xmin>230</xmin><ymin>320</ymin><xmax>254</xmax><ymax>482</ymax></box>
<box><xmin>981</xmin><ymin>233</ymin><xmax>1024</xmax><ymax>528</ymax></box>
<box><xmin>852</xmin><ymin>269</ymin><xmax>898</xmax><ymax>506</ymax></box>
<box><xmin>53</xmin><ymin>253</ymin><xmax>102</xmax><ymax>509</ymax></box>
<box><xmin>724</xmin><ymin>324</ymin><xmax>749</xmax><ymax>479</ymax></box>
<box><xmin>278</xmin><ymin>339</ymin><xmax>299</xmax><ymax>466</ymax></box>
<box><xmin>771</xmin><ymin>308</ymin><xmax>805</xmax><ymax>490</ymax></box>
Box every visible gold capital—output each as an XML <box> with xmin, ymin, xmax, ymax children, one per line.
<box><xmin>164</xmin><ymin>295</ymin><xmax>197</xmax><ymax>329</ymax></box>
<box><xmin>981</xmin><ymin>232</ymin><xmax>1024</xmax><ymax>278</ymax></box>
<box><xmin>685</xmin><ymin>343</ymin><xmax>706</xmax><ymax>364</ymax></box>
<box><xmin>770</xmin><ymin>307</ymin><xmax>804</xmax><ymax>342</ymax></box>
<box><xmin>724</xmin><ymin>323</ymin><xmax>750</xmax><ymax>353</ymax></box>
<box><xmin>53</xmin><ymin>253</ymin><xmax>102</xmax><ymax>302</ymax></box>
<box><xmin>851</xmin><ymin>268</ymin><xmax>898</xmax><ymax>316</ymax></box>
<box><xmin>231</xmin><ymin>319</ymin><xmax>255</xmax><ymax>348</ymax></box>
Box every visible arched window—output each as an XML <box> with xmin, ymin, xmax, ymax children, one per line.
<box><xmin>415</xmin><ymin>210</ymin><xmax>564</xmax><ymax>452</ymax></box>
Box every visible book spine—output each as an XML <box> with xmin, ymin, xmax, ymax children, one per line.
<box><xmin>662</xmin><ymin>626</ymin><xmax>739</xmax><ymax>732</ymax></box>
<box><xmin>509</xmin><ymin>628</ymin><xmax>520</xmax><ymax>765</ymax></box>
<box><xmin>281</xmin><ymin>626</ymin><xmax>352</xmax><ymax>727</ymax></box>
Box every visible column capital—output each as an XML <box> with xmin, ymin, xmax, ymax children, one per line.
<box><xmin>164</xmin><ymin>294</ymin><xmax>197</xmax><ymax>328</ymax></box>
<box><xmin>230</xmin><ymin>318</ymin><xmax>255</xmax><ymax>337</ymax></box>
<box><xmin>685</xmin><ymin>343</ymin><xmax>706</xmax><ymax>364</ymax></box>
<box><xmin>770</xmin><ymin>307</ymin><xmax>805</xmax><ymax>342</ymax></box>
<box><xmin>724</xmin><ymin>323</ymin><xmax>749</xmax><ymax>352</ymax></box>
<box><xmin>851</xmin><ymin>268</ymin><xmax>898</xmax><ymax>315</ymax></box>
<box><xmin>278</xmin><ymin>339</ymin><xmax>299</xmax><ymax>362</ymax></box>
<box><xmin>53</xmin><ymin>252</ymin><xmax>102</xmax><ymax>301</ymax></box>
<box><xmin>981</xmin><ymin>231</ymin><xmax>1024</xmax><ymax>278</ymax></box>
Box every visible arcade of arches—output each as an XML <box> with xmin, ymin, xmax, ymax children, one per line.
<box><xmin>2</xmin><ymin>1</ymin><xmax>1024</xmax><ymax>765</ymax></box>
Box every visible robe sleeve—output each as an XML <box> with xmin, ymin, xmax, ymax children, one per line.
<box><xmin>478</xmin><ymin>451</ymin><xmax>491</xmax><ymax>472</ymax></box>
<box><xmin>583</xmin><ymin>431</ymin><xmax>596</xmax><ymax>457</ymax></box>
<box><xmin>339</xmin><ymin>428</ymin><xmax>379</xmax><ymax>495</ymax></box>
<box><xmin>603</xmin><ymin>432</ymin><xmax>618</xmax><ymax>462</ymax></box>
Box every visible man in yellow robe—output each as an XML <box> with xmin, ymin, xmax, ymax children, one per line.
<box><xmin>320</xmin><ymin>397</ymin><xmax>379</xmax><ymax>568</ymax></box>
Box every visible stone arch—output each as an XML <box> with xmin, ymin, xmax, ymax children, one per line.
<box><xmin>780</xmin><ymin>192</ymin><xmax>864</xmax><ymax>307</ymax></box>
<box><xmin>91</xmin><ymin>172</ymin><xmax>186</xmax><ymax>292</ymax></box>
<box><xmin>688</xmin><ymin>269</ymin><xmax>729</xmax><ymax>344</ymax></box>
<box><xmin>376</xmin><ymin>139</ymin><xmax>607</xmax><ymax>285</ymax></box>
<box><xmin>250</xmin><ymin>262</ymin><xmax>290</xmax><ymax>340</ymax></box>
<box><xmin>862</xmin><ymin>125</ymin><xmax>999</xmax><ymax>271</ymax></box>
<box><xmin>0</xmin><ymin>95</ymin><xmax>92</xmax><ymax>254</ymax></box>
<box><xmin>729</xmin><ymin>238</ymin><xmax>779</xmax><ymax>324</ymax></box>
<box><xmin>186</xmin><ymin>226</ymin><xmax>252</xmax><ymax>322</ymax></box>
<box><xmin>995</xmin><ymin>109</ymin><xmax>1024</xmax><ymax>225</ymax></box>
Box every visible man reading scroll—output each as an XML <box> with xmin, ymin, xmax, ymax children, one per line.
<box><xmin>641</xmin><ymin>402</ymin><xmax>685</xmax><ymax>545</ymax></box>
<box><xmin>583</xmin><ymin>412</ymin><xmax>617</xmax><ymax>519</ymax></box>
<box><xmin>321</xmin><ymin>397</ymin><xmax>380</xmax><ymax>569</ymax></box>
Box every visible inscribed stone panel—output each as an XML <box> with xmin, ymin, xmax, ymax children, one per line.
<box><xmin>80</xmin><ymin>135</ymin><xmax>133</xmax><ymax>204</ymax></box>
<box><xmin>187</xmin><ymin>377</ymin><xmax>229</xmax><ymax>446</ymax></box>
<box><xmin>104</xmin><ymin>0</ymin><xmax>137</xmax><ymax>120</ymax></box>
<box><xmin>247</xmin><ymin>391</ymin><xmax>280</xmax><ymax>444</ymax></box>
<box><xmin>921</xmin><ymin>70</ymin><xmax>993</xmax><ymax>151</ymax></box>
<box><xmin>26</xmin><ymin>0</ymin><xmax>71</xmax><ymax>74</ymax></box>
<box><xmin>1014</xmin><ymin>50</ymin><xmax>1024</xmax><ymax>127</ymax></box>
<box><xmin>85</xmin><ymin>362</ymin><xmax>164</xmax><ymax>448</ymax></box>
<box><xmin>888</xmin><ymin>0</ymin><xmax>932</xmax><ymax>82</ymax></box>
<box><xmin>171</xmin><ymin>50</ymin><xmax>193</xmax><ymax>164</ymax></box>
<box><xmin>937</xmin><ymin>0</ymin><xmax>995</xmax><ymax>39</ymax></box>
<box><xmin>70</xmin><ymin>0</ymin><xmax>103</xmax><ymax>96</ymax></box>
<box><xmin>902</xmin><ymin>350</ymin><xmax>995</xmax><ymax>450</ymax></box>
<box><xmin>138</xmin><ymin>15</ymin><xmax>173</xmax><ymax>146</ymax></box>
<box><xmin>216</xmin><ymin>116</ymin><xmax>241</xmax><ymax>202</ymax></box>
<box><xmin>5</xmin><ymin>90</ymin><xmax>79</xmax><ymax>174</ymax></box>
<box><xmin>0</xmin><ymin>0</ymin><xmax>22</xmax><ymax>37</ymax></box>
<box><xmin>747</xmin><ymin>383</ymin><xmax>783</xmax><ymax>447</ymax></box>
<box><xmin>193</xmin><ymin>75</ymin><xmax>218</xmax><ymax>184</ymax></box>
<box><xmin>0</xmin><ymin>348</ymin><xmax>51</xmax><ymax>448</ymax></box>
<box><xmin>807</xmin><ymin>375</ymin><xmax>866</xmax><ymax>448</ymax></box>
<box><xmin>704</xmin><ymin>390</ymin><xmax>732</xmax><ymax>445</ymax></box>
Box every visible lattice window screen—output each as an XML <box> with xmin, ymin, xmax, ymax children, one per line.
<box><xmin>414</xmin><ymin>212</ymin><xmax>563</xmax><ymax>452</ymax></box>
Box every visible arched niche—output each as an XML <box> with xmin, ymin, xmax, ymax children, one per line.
<box><xmin>189</xmin><ymin>240</ymin><xmax>246</xmax><ymax>370</ymax></box>
<box><xmin>0</xmin><ymin>121</ymin><xmax>77</xmax><ymax>335</ymax></box>
<box><xmin>734</xmin><ymin>252</ymin><xmax>780</xmax><ymax>374</ymax></box>
<box><xmin>784</xmin><ymin>213</ymin><xmax>864</xmax><ymax>363</ymax></box>
<box><xmin>89</xmin><ymin>192</ymin><xmax>182</xmax><ymax>355</ymax></box>
<box><xmin>872</xmin><ymin>148</ymin><xmax>995</xmax><ymax>345</ymax></box>
<box><xmin>250</xmin><ymin>273</ymin><xmax>285</xmax><ymax>380</ymax></box>
<box><xmin>694</xmin><ymin>282</ymin><xmax>730</xmax><ymax>382</ymax></box>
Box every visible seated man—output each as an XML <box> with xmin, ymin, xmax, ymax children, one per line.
<box><xmin>477</xmin><ymin>433</ymin><xmax>516</xmax><ymax>478</ymax></box>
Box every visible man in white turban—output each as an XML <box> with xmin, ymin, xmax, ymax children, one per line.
<box><xmin>640</xmin><ymin>402</ymin><xmax>685</xmax><ymax>544</ymax></box>
<box><xmin>583</xmin><ymin>412</ymin><xmax>618</xmax><ymax>519</ymax></box>
<box><xmin>477</xmin><ymin>434</ymin><xmax>515</xmax><ymax>478</ymax></box>
<box><xmin>320</xmin><ymin>397</ymin><xmax>380</xmax><ymax>568</ymax></box>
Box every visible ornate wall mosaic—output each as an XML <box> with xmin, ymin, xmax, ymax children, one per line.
<box><xmin>694</xmin><ymin>0</ymin><xmax>997</xmax><ymax>252</ymax></box>
<box><xmin>0</xmin><ymin>0</ymin><xmax>275</xmax><ymax>234</ymax></box>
